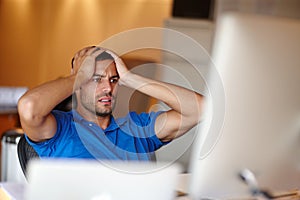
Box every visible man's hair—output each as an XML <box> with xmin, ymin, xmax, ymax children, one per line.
<box><xmin>95</xmin><ymin>51</ymin><xmax>114</xmax><ymax>62</ymax></box>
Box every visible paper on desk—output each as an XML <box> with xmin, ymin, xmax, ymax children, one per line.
<box><xmin>0</xmin><ymin>183</ymin><xmax>25</xmax><ymax>200</ymax></box>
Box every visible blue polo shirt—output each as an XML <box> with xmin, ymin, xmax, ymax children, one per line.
<box><xmin>25</xmin><ymin>110</ymin><xmax>167</xmax><ymax>161</ymax></box>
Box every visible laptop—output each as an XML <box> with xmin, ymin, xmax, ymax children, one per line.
<box><xmin>25</xmin><ymin>159</ymin><xmax>182</xmax><ymax>200</ymax></box>
<box><xmin>188</xmin><ymin>12</ymin><xmax>300</xmax><ymax>199</ymax></box>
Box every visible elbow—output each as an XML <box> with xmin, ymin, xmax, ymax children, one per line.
<box><xmin>18</xmin><ymin>94</ymin><xmax>39</xmax><ymax>123</ymax></box>
<box><xmin>190</xmin><ymin>94</ymin><xmax>205</xmax><ymax>123</ymax></box>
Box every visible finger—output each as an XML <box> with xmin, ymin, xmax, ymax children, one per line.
<box><xmin>77</xmin><ymin>47</ymin><xmax>101</xmax><ymax>67</ymax></box>
<box><xmin>80</xmin><ymin>46</ymin><xmax>106</xmax><ymax>69</ymax></box>
<box><xmin>73</xmin><ymin>46</ymin><xmax>95</xmax><ymax>67</ymax></box>
<box><xmin>80</xmin><ymin>56</ymin><xmax>95</xmax><ymax>70</ymax></box>
<box><xmin>79</xmin><ymin>46</ymin><xmax>93</xmax><ymax>57</ymax></box>
<box><xmin>75</xmin><ymin>46</ymin><xmax>95</xmax><ymax>59</ymax></box>
<box><xmin>90</xmin><ymin>46</ymin><xmax>107</xmax><ymax>57</ymax></box>
<box><xmin>91</xmin><ymin>46</ymin><xmax>107</xmax><ymax>54</ymax></box>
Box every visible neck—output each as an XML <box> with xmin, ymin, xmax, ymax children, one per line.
<box><xmin>76</xmin><ymin>107</ymin><xmax>111</xmax><ymax>130</ymax></box>
<box><xmin>96</xmin><ymin>115</ymin><xmax>111</xmax><ymax>130</ymax></box>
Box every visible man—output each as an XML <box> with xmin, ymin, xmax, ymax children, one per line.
<box><xmin>18</xmin><ymin>46</ymin><xmax>203</xmax><ymax>161</ymax></box>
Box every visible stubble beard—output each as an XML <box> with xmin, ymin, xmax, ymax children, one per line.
<box><xmin>95</xmin><ymin>105</ymin><xmax>113</xmax><ymax>117</ymax></box>
<box><xmin>80</xmin><ymin>94</ymin><xmax>116</xmax><ymax>117</ymax></box>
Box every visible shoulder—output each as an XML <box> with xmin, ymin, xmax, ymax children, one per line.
<box><xmin>51</xmin><ymin>110</ymin><xmax>74</xmax><ymax>134</ymax></box>
<box><xmin>121</xmin><ymin>111</ymin><xmax>165</xmax><ymax>126</ymax></box>
<box><xmin>52</xmin><ymin>109</ymin><xmax>73</xmax><ymax>118</ymax></box>
<box><xmin>51</xmin><ymin>110</ymin><xmax>74</xmax><ymax>124</ymax></box>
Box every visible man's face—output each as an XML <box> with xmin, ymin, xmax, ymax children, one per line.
<box><xmin>79</xmin><ymin>59</ymin><xmax>119</xmax><ymax>117</ymax></box>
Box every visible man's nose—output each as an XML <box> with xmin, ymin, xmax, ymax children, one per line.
<box><xmin>101</xmin><ymin>79</ymin><xmax>112</xmax><ymax>93</ymax></box>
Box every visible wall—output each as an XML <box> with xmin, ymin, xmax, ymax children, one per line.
<box><xmin>0</xmin><ymin>0</ymin><xmax>172</xmax><ymax>88</ymax></box>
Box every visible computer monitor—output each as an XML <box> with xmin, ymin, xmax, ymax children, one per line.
<box><xmin>188</xmin><ymin>12</ymin><xmax>300</xmax><ymax>199</ymax></box>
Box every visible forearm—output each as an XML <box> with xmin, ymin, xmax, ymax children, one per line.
<box><xmin>122</xmin><ymin>72</ymin><xmax>203</xmax><ymax>119</ymax></box>
<box><xmin>18</xmin><ymin>75</ymin><xmax>76</xmax><ymax>124</ymax></box>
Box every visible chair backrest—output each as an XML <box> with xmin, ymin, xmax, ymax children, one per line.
<box><xmin>17</xmin><ymin>134</ymin><xmax>39</xmax><ymax>177</ymax></box>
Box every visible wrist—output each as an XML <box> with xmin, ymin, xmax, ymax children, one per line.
<box><xmin>119</xmin><ymin>71</ymin><xmax>134</xmax><ymax>86</ymax></box>
<box><xmin>67</xmin><ymin>73</ymin><xmax>81</xmax><ymax>91</ymax></box>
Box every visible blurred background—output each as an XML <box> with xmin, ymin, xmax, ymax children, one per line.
<box><xmin>0</xmin><ymin>0</ymin><xmax>173</xmax><ymax>88</ymax></box>
<box><xmin>1</xmin><ymin>0</ymin><xmax>300</xmax><ymax>89</ymax></box>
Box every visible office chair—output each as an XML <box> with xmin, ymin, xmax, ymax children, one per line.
<box><xmin>17</xmin><ymin>134</ymin><xmax>39</xmax><ymax>177</ymax></box>
<box><xmin>16</xmin><ymin>96</ymin><xmax>71</xmax><ymax>178</ymax></box>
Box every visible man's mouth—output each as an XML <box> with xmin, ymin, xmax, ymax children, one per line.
<box><xmin>98</xmin><ymin>97</ymin><xmax>112</xmax><ymax>104</ymax></box>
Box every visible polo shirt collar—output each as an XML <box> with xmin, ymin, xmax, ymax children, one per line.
<box><xmin>71</xmin><ymin>109</ymin><xmax>126</xmax><ymax>131</ymax></box>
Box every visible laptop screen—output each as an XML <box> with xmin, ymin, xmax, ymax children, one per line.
<box><xmin>25</xmin><ymin>159</ymin><xmax>182</xmax><ymax>200</ymax></box>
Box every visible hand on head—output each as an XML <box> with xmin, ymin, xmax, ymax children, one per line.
<box><xmin>71</xmin><ymin>46</ymin><xmax>104</xmax><ymax>89</ymax></box>
<box><xmin>72</xmin><ymin>46</ymin><xmax>130</xmax><ymax>88</ymax></box>
<box><xmin>105</xmin><ymin>49</ymin><xmax>129</xmax><ymax>83</ymax></box>
<box><xmin>71</xmin><ymin>46</ymin><xmax>103</xmax><ymax>75</ymax></box>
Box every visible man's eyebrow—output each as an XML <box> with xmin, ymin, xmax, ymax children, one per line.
<box><xmin>92</xmin><ymin>74</ymin><xmax>119</xmax><ymax>78</ymax></box>
<box><xmin>92</xmin><ymin>74</ymin><xmax>105</xmax><ymax>78</ymax></box>
<box><xmin>110</xmin><ymin>75</ymin><xmax>120</xmax><ymax>79</ymax></box>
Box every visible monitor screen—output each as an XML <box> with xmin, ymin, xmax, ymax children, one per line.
<box><xmin>188</xmin><ymin>12</ymin><xmax>300</xmax><ymax>199</ymax></box>
<box><xmin>172</xmin><ymin>0</ymin><xmax>214</xmax><ymax>19</ymax></box>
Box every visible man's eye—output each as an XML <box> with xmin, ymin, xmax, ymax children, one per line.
<box><xmin>110</xmin><ymin>78</ymin><xmax>119</xmax><ymax>83</ymax></box>
<box><xmin>92</xmin><ymin>77</ymin><xmax>101</xmax><ymax>82</ymax></box>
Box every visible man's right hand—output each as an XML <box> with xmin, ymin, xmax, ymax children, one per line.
<box><xmin>72</xmin><ymin>46</ymin><xmax>105</xmax><ymax>90</ymax></box>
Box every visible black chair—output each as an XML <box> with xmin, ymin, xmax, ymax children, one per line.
<box><xmin>16</xmin><ymin>96</ymin><xmax>71</xmax><ymax>178</ymax></box>
<box><xmin>17</xmin><ymin>134</ymin><xmax>39</xmax><ymax>177</ymax></box>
